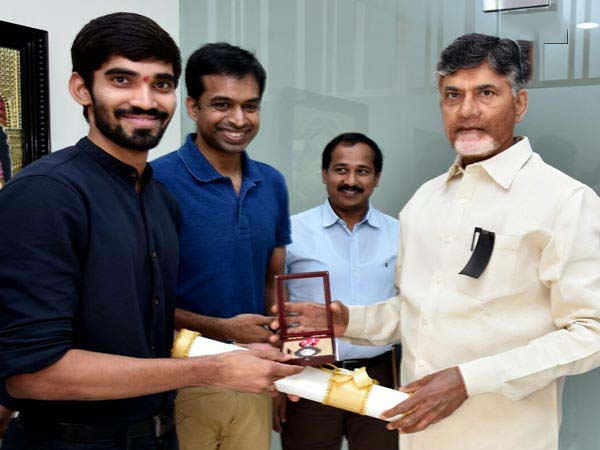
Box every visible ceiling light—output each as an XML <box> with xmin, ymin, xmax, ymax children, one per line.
<box><xmin>576</xmin><ymin>22</ymin><xmax>599</xmax><ymax>29</ymax></box>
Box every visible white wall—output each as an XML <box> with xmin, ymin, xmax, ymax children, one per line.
<box><xmin>3</xmin><ymin>1</ymin><xmax>181</xmax><ymax>158</ymax></box>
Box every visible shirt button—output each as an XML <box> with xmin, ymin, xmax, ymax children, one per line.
<box><xmin>151</xmin><ymin>251</ymin><xmax>157</xmax><ymax>258</ymax></box>
<box><xmin>422</xmin><ymin>317</ymin><xmax>429</xmax><ymax>325</ymax></box>
<box><xmin>418</xmin><ymin>360</ymin><xmax>427</xmax><ymax>368</ymax></box>
<box><xmin>444</xmin><ymin>235</ymin><xmax>453</xmax><ymax>244</ymax></box>
<box><xmin>154</xmin><ymin>297</ymin><xmax>159</xmax><ymax>305</ymax></box>
<box><xmin>458</xmin><ymin>198</ymin><xmax>467</xmax><ymax>207</ymax></box>
<box><xmin>434</xmin><ymin>275</ymin><xmax>443</xmax><ymax>286</ymax></box>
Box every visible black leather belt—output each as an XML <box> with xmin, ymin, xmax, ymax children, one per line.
<box><xmin>334</xmin><ymin>350</ymin><xmax>392</xmax><ymax>371</ymax></box>
<box><xmin>18</xmin><ymin>408</ymin><xmax>175</xmax><ymax>442</ymax></box>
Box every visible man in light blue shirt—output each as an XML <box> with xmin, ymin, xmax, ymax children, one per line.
<box><xmin>277</xmin><ymin>133</ymin><xmax>399</xmax><ymax>450</ymax></box>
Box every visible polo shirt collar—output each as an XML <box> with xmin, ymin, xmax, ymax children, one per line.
<box><xmin>444</xmin><ymin>136</ymin><xmax>533</xmax><ymax>189</ymax></box>
<box><xmin>177</xmin><ymin>133</ymin><xmax>263</xmax><ymax>183</ymax></box>
<box><xmin>321</xmin><ymin>199</ymin><xmax>380</xmax><ymax>228</ymax></box>
<box><xmin>77</xmin><ymin>137</ymin><xmax>152</xmax><ymax>188</ymax></box>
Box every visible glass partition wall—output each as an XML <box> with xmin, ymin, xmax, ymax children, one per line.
<box><xmin>180</xmin><ymin>1</ymin><xmax>600</xmax><ymax>449</ymax></box>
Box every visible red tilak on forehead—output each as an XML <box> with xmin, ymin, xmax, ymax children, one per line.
<box><xmin>143</xmin><ymin>76</ymin><xmax>150</xmax><ymax>82</ymax></box>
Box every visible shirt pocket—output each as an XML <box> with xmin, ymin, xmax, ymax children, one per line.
<box><xmin>367</xmin><ymin>254</ymin><xmax>398</xmax><ymax>293</ymax></box>
<box><xmin>455</xmin><ymin>233</ymin><xmax>522</xmax><ymax>302</ymax></box>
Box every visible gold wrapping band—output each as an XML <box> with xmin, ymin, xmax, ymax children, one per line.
<box><xmin>171</xmin><ymin>329</ymin><xmax>200</xmax><ymax>358</ymax></box>
<box><xmin>321</xmin><ymin>365</ymin><xmax>378</xmax><ymax>415</ymax></box>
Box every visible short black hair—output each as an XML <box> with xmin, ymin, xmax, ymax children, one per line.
<box><xmin>71</xmin><ymin>12</ymin><xmax>181</xmax><ymax>118</ymax></box>
<box><xmin>185</xmin><ymin>43</ymin><xmax>266</xmax><ymax>100</ymax></box>
<box><xmin>437</xmin><ymin>33</ymin><xmax>531</xmax><ymax>93</ymax></box>
<box><xmin>322</xmin><ymin>133</ymin><xmax>383</xmax><ymax>174</ymax></box>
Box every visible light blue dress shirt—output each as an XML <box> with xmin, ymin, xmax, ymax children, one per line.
<box><xmin>286</xmin><ymin>199</ymin><xmax>400</xmax><ymax>360</ymax></box>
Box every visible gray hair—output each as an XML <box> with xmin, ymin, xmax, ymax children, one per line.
<box><xmin>437</xmin><ymin>33</ymin><xmax>531</xmax><ymax>95</ymax></box>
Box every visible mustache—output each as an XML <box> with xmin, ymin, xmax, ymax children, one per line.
<box><xmin>338</xmin><ymin>184</ymin><xmax>364</xmax><ymax>193</ymax></box>
<box><xmin>115</xmin><ymin>107</ymin><xmax>170</xmax><ymax>121</ymax></box>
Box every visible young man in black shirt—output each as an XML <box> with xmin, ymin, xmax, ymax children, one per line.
<box><xmin>0</xmin><ymin>13</ymin><xmax>300</xmax><ymax>450</ymax></box>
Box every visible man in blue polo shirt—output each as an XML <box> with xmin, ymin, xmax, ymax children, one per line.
<box><xmin>276</xmin><ymin>133</ymin><xmax>399</xmax><ymax>450</ymax></box>
<box><xmin>152</xmin><ymin>43</ymin><xmax>290</xmax><ymax>450</ymax></box>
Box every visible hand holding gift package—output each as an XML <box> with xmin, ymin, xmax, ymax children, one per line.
<box><xmin>172</xmin><ymin>329</ymin><xmax>409</xmax><ymax>421</ymax></box>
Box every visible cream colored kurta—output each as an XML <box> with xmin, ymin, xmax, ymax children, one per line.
<box><xmin>344</xmin><ymin>137</ymin><xmax>600</xmax><ymax>450</ymax></box>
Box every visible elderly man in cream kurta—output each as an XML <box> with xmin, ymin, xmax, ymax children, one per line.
<box><xmin>279</xmin><ymin>33</ymin><xmax>600</xmax><ymax>450</ymax></box>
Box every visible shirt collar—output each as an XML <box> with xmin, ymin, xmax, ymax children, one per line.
<box><xmin>77</xmin><ymin>137</ymin><xmax>152</xmax><ymax>188</ymax></box>
<box><xmin>444</xmin><ymin>136</ymin><xmax>533</xmax><ymax>189</ymax></box>
<box><xmin>177</xmin><ymin>133</ymin><xmax>263</xmax><ymax>183</ymax></box>
<box><xmin>321</xmin><ymin>199</ymin><xmax>380</xmax><ymax>228</ymax></box>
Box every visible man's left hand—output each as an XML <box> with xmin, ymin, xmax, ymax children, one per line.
<box><xmin>381</xmin><ymin>367</ymin><xmax>467</xmax><ymax>434</ymax></box>
<box><xmin>223</xmin><ymin>314</ymin><xmax>275</xmax><ymax>344</ymax></box>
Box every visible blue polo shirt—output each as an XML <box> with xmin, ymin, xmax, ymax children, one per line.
<box><xmin>152</xmin><ymin>134</ymin><xmax>291</xmax><ymax>317</ymax></box>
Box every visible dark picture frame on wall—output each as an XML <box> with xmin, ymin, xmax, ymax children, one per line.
<box><xmin>0</xmin><ymin>20</ymin><xmax>50</xmax><ymax>186</ymax></box>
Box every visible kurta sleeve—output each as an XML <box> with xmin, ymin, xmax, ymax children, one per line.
<box><xmin>0</xmin><ymin>175</ymin><xmax>87</xmax><ymax>380</ymax></box>
<box><xmin>459</xmin><ymin>186</ymin><xmax>600</xmax><ymax>399</ymax></box>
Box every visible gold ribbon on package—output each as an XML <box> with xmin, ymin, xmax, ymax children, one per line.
<box><xmin>320</xmin><ymin>365</ymin><xmax>378</xmax><ymax>415</ymax></box>
<box><xmin>171</xmin><ymin>329</ymin><xmax>200</xmax><ymax>358</ymax></box>
<box><xmin>167</xmin><ymin>331</ymin><xmax>411</xmax><ymax>421</ymax></box>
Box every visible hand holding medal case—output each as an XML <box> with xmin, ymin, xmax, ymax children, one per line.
<box><xmin>275</xmin><ymin>271</ymin><xmax>336</xmax><ymax>366</ymax></box>
<box><xmin>172</xmin><ymin>330</ymin><xmax>409</xmax><ymax>421</ymax></box>
<box><xmin>172</xmin><ymin>270</ymin><xmax>409</xmax><ymax>421</ymax></box>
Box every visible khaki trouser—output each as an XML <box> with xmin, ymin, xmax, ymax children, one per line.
<box><xmin>176</xmin><ymin>386</ymin><xmax>271</xmax><ymax>450</ymax></box>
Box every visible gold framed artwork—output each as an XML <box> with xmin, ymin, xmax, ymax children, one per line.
<box><xmin>0</xmin><ymin>21</ymin><xmax>50</xmax><ymax>187</ymax></box>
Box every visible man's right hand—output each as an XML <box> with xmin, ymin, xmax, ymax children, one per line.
<box><xmin>203</xmin><ymin>348</ymin><xmax>303</xmax><ymax>394</ymax></box>
<box><xmin>223</xmin><ymin>314</ymin><xmax>275</xmax><ymax>344</ymax></box>
<box><xmin>0</xmin><ymin>405</ymin><xmax>13</xmax><ymax>439</ymax></box>
<box><xmin>269</xmin><ymin>300</ymin><xmax>349</xmax><ymax>344</ymax></box>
